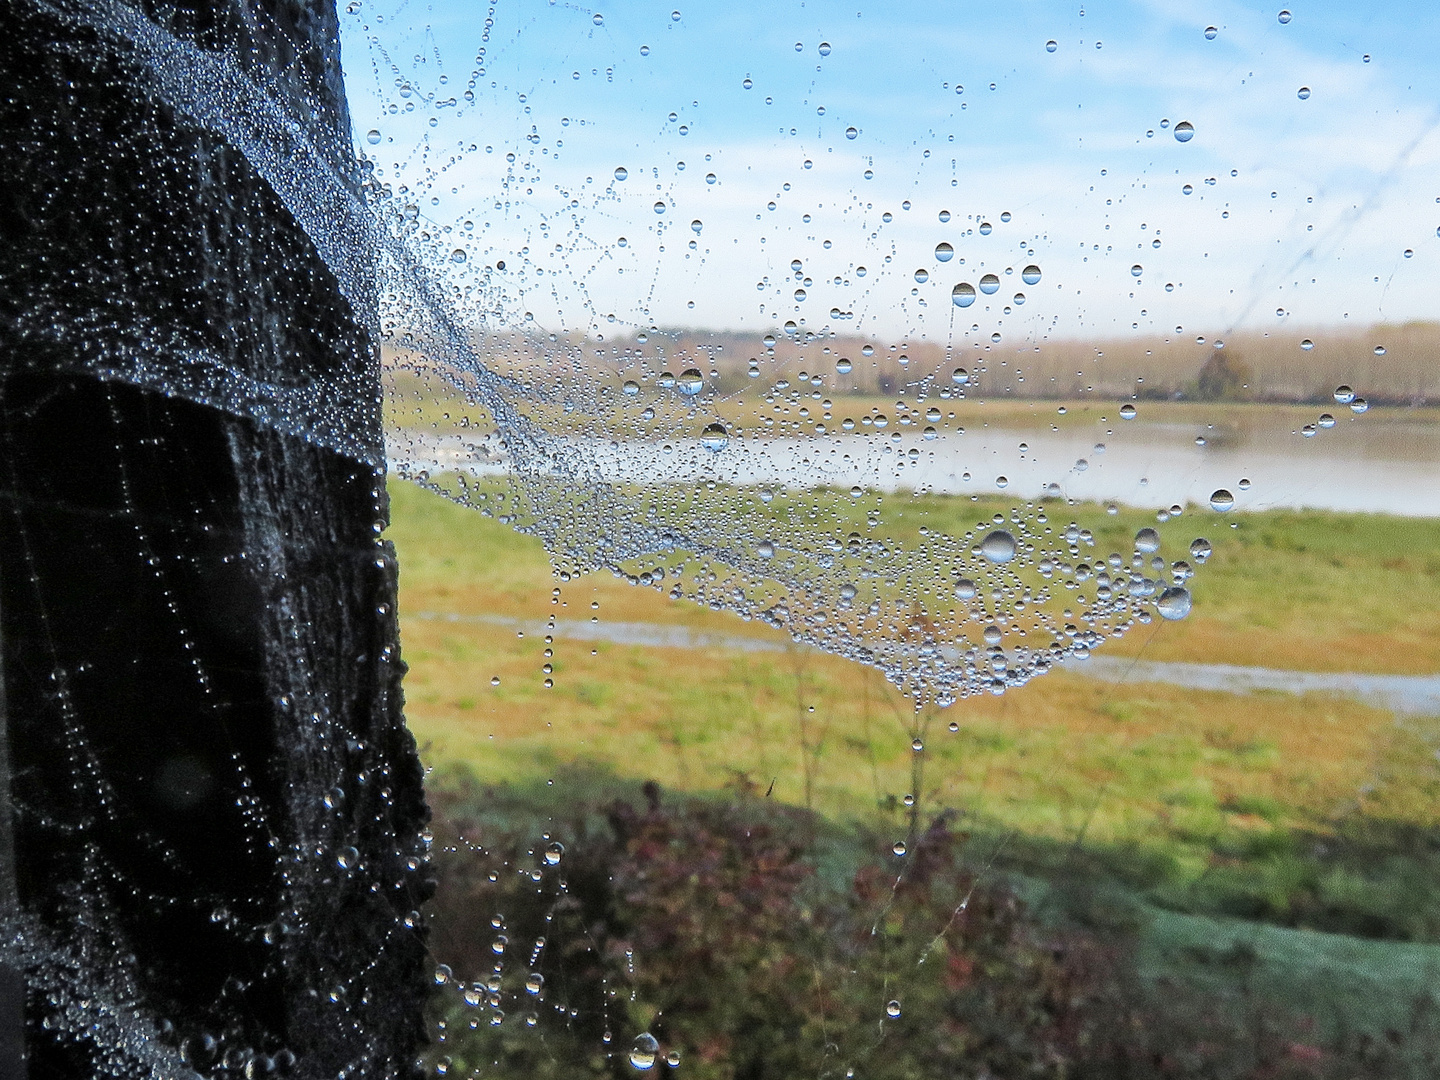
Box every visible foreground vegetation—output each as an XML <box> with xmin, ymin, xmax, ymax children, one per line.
<box><xmin>388</xmin><ymin>477</ymin><xmax>1440</xmax><ymax>1075</ymax></box>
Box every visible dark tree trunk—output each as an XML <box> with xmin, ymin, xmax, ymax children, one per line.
<box><xmin>0</xmin><ymin>1</ymin><xmax>431</xmax><ymax>1076</ymax></box>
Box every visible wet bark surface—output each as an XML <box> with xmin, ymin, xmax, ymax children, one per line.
<box><xmin>0</xmin><ymin>2</ymin><xmax>431</xmax><ymax>1075</ymax></box>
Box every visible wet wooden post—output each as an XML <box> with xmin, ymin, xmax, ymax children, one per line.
<box><xmin>0</xmin><ymin>1</ymin><xmax>431</xmax><ymax>1074</ymax></box>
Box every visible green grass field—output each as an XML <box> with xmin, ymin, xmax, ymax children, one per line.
<box><xmin>389</xmin><ymin>474</ymin><xmax>1440</xmax><ymax>1048</ymax></box>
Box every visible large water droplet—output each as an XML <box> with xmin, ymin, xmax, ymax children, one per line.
<box><xmin>1297</xmin><ymin>86</ymin><xmax>1311</xmax><ymax>100</ymax></box>
<box><xmin>1189</xmin><ymin>538</ymin><xmax>1213</xmax><ymax>562</ymax></box>
<box><xmin>1333</xmin><ymin>385</ymin><xmax>1355</xmax><ymax>404</ymax></box>
<box><xmin>622</xmin><ymin>380</ymin><xmax>640</xmax><ymax>396</ymax></box>
<box><xmin>365</xmin><ymin>129</ymin><xmax>382</xmax><ymax>145</ymax></box>
<box><xmin>1209</xmin><ymin>489</ymin><xmax>1235</xmax><ymax>512</ymax></box>
<box><xmin>1174</xmin><ymin>121</ymin><xmax>1195</xmax><ymax>142</ymax></box>
<box><xmin>1021</xmin><ymin>264</ymin><xmax>1042</xmax><ymax>285</ymax></box>
<box><xmin>886</xmin><ymin>1000</ymin><xmax>902</xmax><ymax>1018</ymax></box>
<box><xmin>952</xmin><ymin>282</ymin><xmax>976</xmax><ymax>307</ymax></box>
<box><xmin>935</xmin><ymin>242</ymin><xmax>954</xmax><ymax>262</ymax></box>
<box><xmin>836</xmin><ymin>357</ymin><xmax>853</xmax><ymax>374</ymax></box>
<box><xmin>757</xmin><ymin>540</ymin><xmax>775</xmax><ymax>559</ymax></box>
<box><xmin>954</xmin><ymin>578</ymin><xmax>977</xmax><ymax>600</ymax></box>
<box><xmin>914</xmin><ymin>268</ymin><xmax>929</xmax><ymax>283</ymax></box>
<box><xmin>614</xmin><ymin>166</ymin><xmax>628</xmax><ymax>181</ymax></box>
<box><xmin>1277</xmin><ymin>9</ymin><xmax>1292</xmax><ymax>24</ymax></box>
<box><xmin>677</xmin><ymin>368</ymin><xmax>704</xmax><ymax>395</ymax></box>
<box><xmin>525</xmin><ymin>972</ymin><xmax>544</xmax><ymax>994</ymax></box>
<box><xmin>691</xmin><ymin>219</ymin><xmax>703</xmax><ymax>235</ymax></box>
<box><xmin>700</xmin><ymin>422</ymin><xmax>729</xmax><ymax>451</ymax></box>
<box><xmin>819</xmin><ymin>41</ymin><xmax>832</xmax><ymax>56</ymax></box>
<box><xmin>1045</xmin><ymin>39</ymin><xmax>1058</xmax><ymax>52</ymax></box>
<box><xmin>952</xmin><ymin>367</ymin><xmax>970</xmax><ymax>385</ymax></box>
<box><xmin>653</xmin><ymin>201</ymin><xmax>666</xmax><ymax>214</ymax></box>
<box><xmin>1119</xmin><ymin>403</ymin><xmax>1137</xmax><ymax>419</ymax></box>
<box><xmin>845</xmin><ymin>126</ymin><xmax>858</xmax><ymax>140</ymax></box>
<box><xmin>544</xmin><ymin>841</ymin><xmax>564</xmax><ymax>865</ymax></box>
<box><xmin>978</xmin><ymin>273</ymin><xmax>1000</xmax><ymax>294</ymax></box>
<box><xmin>630</xmin><ymin>1034</ymin><xmax>660</xmax><ymax>1071</ymax></box>
<box><xmin>1156</xmin><ymin>587</ymin><xmax>1193</xmax><ymax>621</ymax></box>
<box><xmin>1131</xmin><ymin>264</ymin><xmax>1144</xmax><ymax>277</ymax></box>
<box><xmin>980</xmin><ymin>530</ymin><xmax>1017</xmax><ymax>564</ymax></box>
<box><xmin>1204</xmin><ymin>25</ymin><xmax>1218</xmax><ymax>39</ymax></box>
<box><xmin>1134</xmin><ymin>527</ymin><xmax>1161</xmax><ymax>553</ymax></box>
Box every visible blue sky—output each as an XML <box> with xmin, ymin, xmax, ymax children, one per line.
<box><xmin>341</xmin><ymin>0</ymin><xmax>1440</xmax><ymax>343</ymax></box>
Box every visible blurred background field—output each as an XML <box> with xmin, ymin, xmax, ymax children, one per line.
<box><xmin>391</xmin><ymin>470</ymin><xmax>1440</xmax><ymax>1076</ymax></box>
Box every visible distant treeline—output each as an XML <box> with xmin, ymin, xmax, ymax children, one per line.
<box><xmin>462</xmin><ymin>322</ymin><xmax>1440</xmax><ymax>406</ymax></box>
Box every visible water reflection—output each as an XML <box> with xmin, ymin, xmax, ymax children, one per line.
<box><xmin>391</xmin><ymin>409</ymin><xmax>1440</xmax><ymax>517</ymax></box>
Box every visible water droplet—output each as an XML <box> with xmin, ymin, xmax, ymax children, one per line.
<box><xmin>1157</xmin><ymin>586</ymin><xmax>1193</xmax><ymax>621</ymax></box>
<box><xmin>939</xmin><ymin>209</ymin><xmax>952</xmax><ymax>222</ymax></box>
<box><xmin>1301</xmin><ymin>338</ymin><xmax>1314</xmax><ymax>350</ymax></box>
<box><xmin>757</xmin><ymin>540</ymin><xmax>775</xmax><ymax>559</ymax></box>
<box><xmin>1001</xmin><ymin>211</ymin><xmax>1012</xmax><ymax>222</ymax></box>
<box><xmin>979</xmin><ymin>221</ymin><xmax>993</xmax><ymax>235</ymax></box>
<box><xmin>1204</xmin><ymin>25</ymin><xmax>1218</xmax><ymax>40</ymax></box>
<box><xmin>886</xmin><ymin>1000</ymin><xmax>902</xmax><ymax>1018</ymax></box>
<box><xmin>892</xmin><ymin>840</ymin><xmax>907</xmax><ymax>856</ymax></box>
<box><xmin>836</xmin><ymin>357</ymin><xmax>853</xmax><ymax>374</ymax></box>
<box><xmin>700</xmin><ymin>422</ymin><xmax>729</xmax><ymax>451</ymax></box>
<box><xmin>978</xmin><ymin>273</ymin><xmax>1000</xmax><ymax>294</ymax></box>
<box><xmin>450</xmin><ymin>248</ymin><xmax>467</xmax><ymax>264</ymax></box>
<box><xmin>667</xmin><ymin>1051</ymin><xmax>681</xmax><ymax>1067</ymax></box>
<box><xmin>845</xmin><ymin>126</ymin><xmax>859</xmax><ymax>140</ymax></box>
<box><xmin>706</xmin><ymin>172</ymin><xmax>717</xmax><ymax>184</ymax></box>
<box><xmin>1131</xmin><ymin>264</ymin><xmax>1144</xmax><ymax>277</ymax></box>
<box><xmin>630</xmin><ymin>1033</ymin><xmax>660</xmax><ymax>1071</ymax></box>
<box><xmin>653</xmin><ymin>201</ymin><xmax>666</xmax><ymax>214</ymax></box>
<box><xmin>1046</xmin><ymin>39</ymin><xmax>1058</xmax><ymax>52</ymax></box>
<box><xmin>1333</xmin><ymin>385</ymin><xmax>1355</xmax><ymax>404</ymax></box>
<box><xmin>1297</xmin><ymin>86</ymin><xmax>1311</xmax><ymax>100</ymax></box>
<box><xmin>1277</xmin><ymin>9</ymin><xmax>1292</xmax><ymax>25</ymax></box>
<box><xmin>614</xmin><ymin>166</ymin><xmax>628</xmax><ymax>181</ymax></box>
<box><xmin>677</xmin><ymin>368</ymin><xmax>704</xmax><ymax>395</ymax></box>
<box><xmin>544</xmin><ymin>841</ymin><xmax>564</xmax><ymax>865</ymax></box>
<box><xmin>525</xmin><ymin>972</ymin><xmax>545</xmax><ymax>994</ymax></box>
<box><xmin>934</xmin><ymin>242</ymin><xmax>954</xmax><ymax>262</ymax></box>
<box><xmin>953</xmin><ymin>578</ymin><xmax>977</xmax><ymax>600</ymax></box>
<box><xmin>742</xmin><ymin>77</ymin><xmax>753</xmax><ymax>89</ymax></box>
<box><xmin>1134</xmin><ymin>527</ymin><xmax>1161</xmax><ymax>553</ymax></box>
<box><xmin>1021</xmin><ymin>264</ymin><xmax>1042</xmax><ymax>285</ymax></box>
<box><xmin>951</xmin><ymin>367</ymin><xmax>970</xmax><ymax>386</ymax></box>
<box><xmin>593</xmin><ymin>12</ymin><xmax>605</xmax><ymax>25</ymax></box>
<box><xmin>980</xmin><ymin>530</ymin><xmax>1017</xmax><ymax>564</ymax></box>
<box><xmin>819</xmin><ymin>41</ymin><xmax>832</xmax><ymax>56</ymax></box>
<box><xmin>1013</xmin><ymin>292</ymin><xmax>1025</xmax><ymax>305</ymax></box>
<box><xmin>434</xmin><ymin>964</ymin><xmax>453</xmax><ymax>986</ymax></box>
<box><xmin>671</xmin><ymin>9</ymin><xmax>682</xmax><ymax>20</ymax></box>
<box><xmin>337</xmin><ymin>846</ymin><xmax>359</xmax><ymax>870</ymax></box>
<box><xmin>691</xmin><ymin>219</ymin><xmax>703</xmax><ymax>235</ymax></box>
<box><xmin>622</xmin><ymin>380</ymin><xmax>640</xmax><ymax>396</ymax></box>
<box><xmin>1318</xmin><ymin>413</ymin><xmax>1336</xmax><ymax>429</ymax></box>
<box><xmin>1174</xmin><ymin>121</ymin><xmax>1195</xmax><ymax>142</ymax></box>
<box><xmin>1350</xmin><ymin>397</ymin><xmax>1369</xmax><ymax>414</ymax></box>
<box><xmin>365</xmin><ymin>129</ymin><xmax>382</xmax><ymax>145</ymax></box>
<box><xmin>1119</xmin><ymin>403</ymin><xmax>1137</xmax><ymax>420</ymax></box>
<box><xmin>1189</xmin><ymin>538</ymin><xmax>1212</xmax><ymax>562</ymax></box>
<box><xmin>914</xmin><ymin>268</ymin><xmax>929</xmax><ymax>283</ymax></box>
<box><xmin>1209</xmin><ymin>489</ymin><xmax>1235</xmax><ymax>512</ymax></box>
<box><xmin>951</xmin><ymin>282</ymin><xmax>976</xmax><ymax>307</ymax></box>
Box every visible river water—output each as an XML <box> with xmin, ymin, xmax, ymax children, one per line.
<box><xmin>390</xmin><ymin>409</ymin><xmax>1440</xmax><ymax>517</ymax></box>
